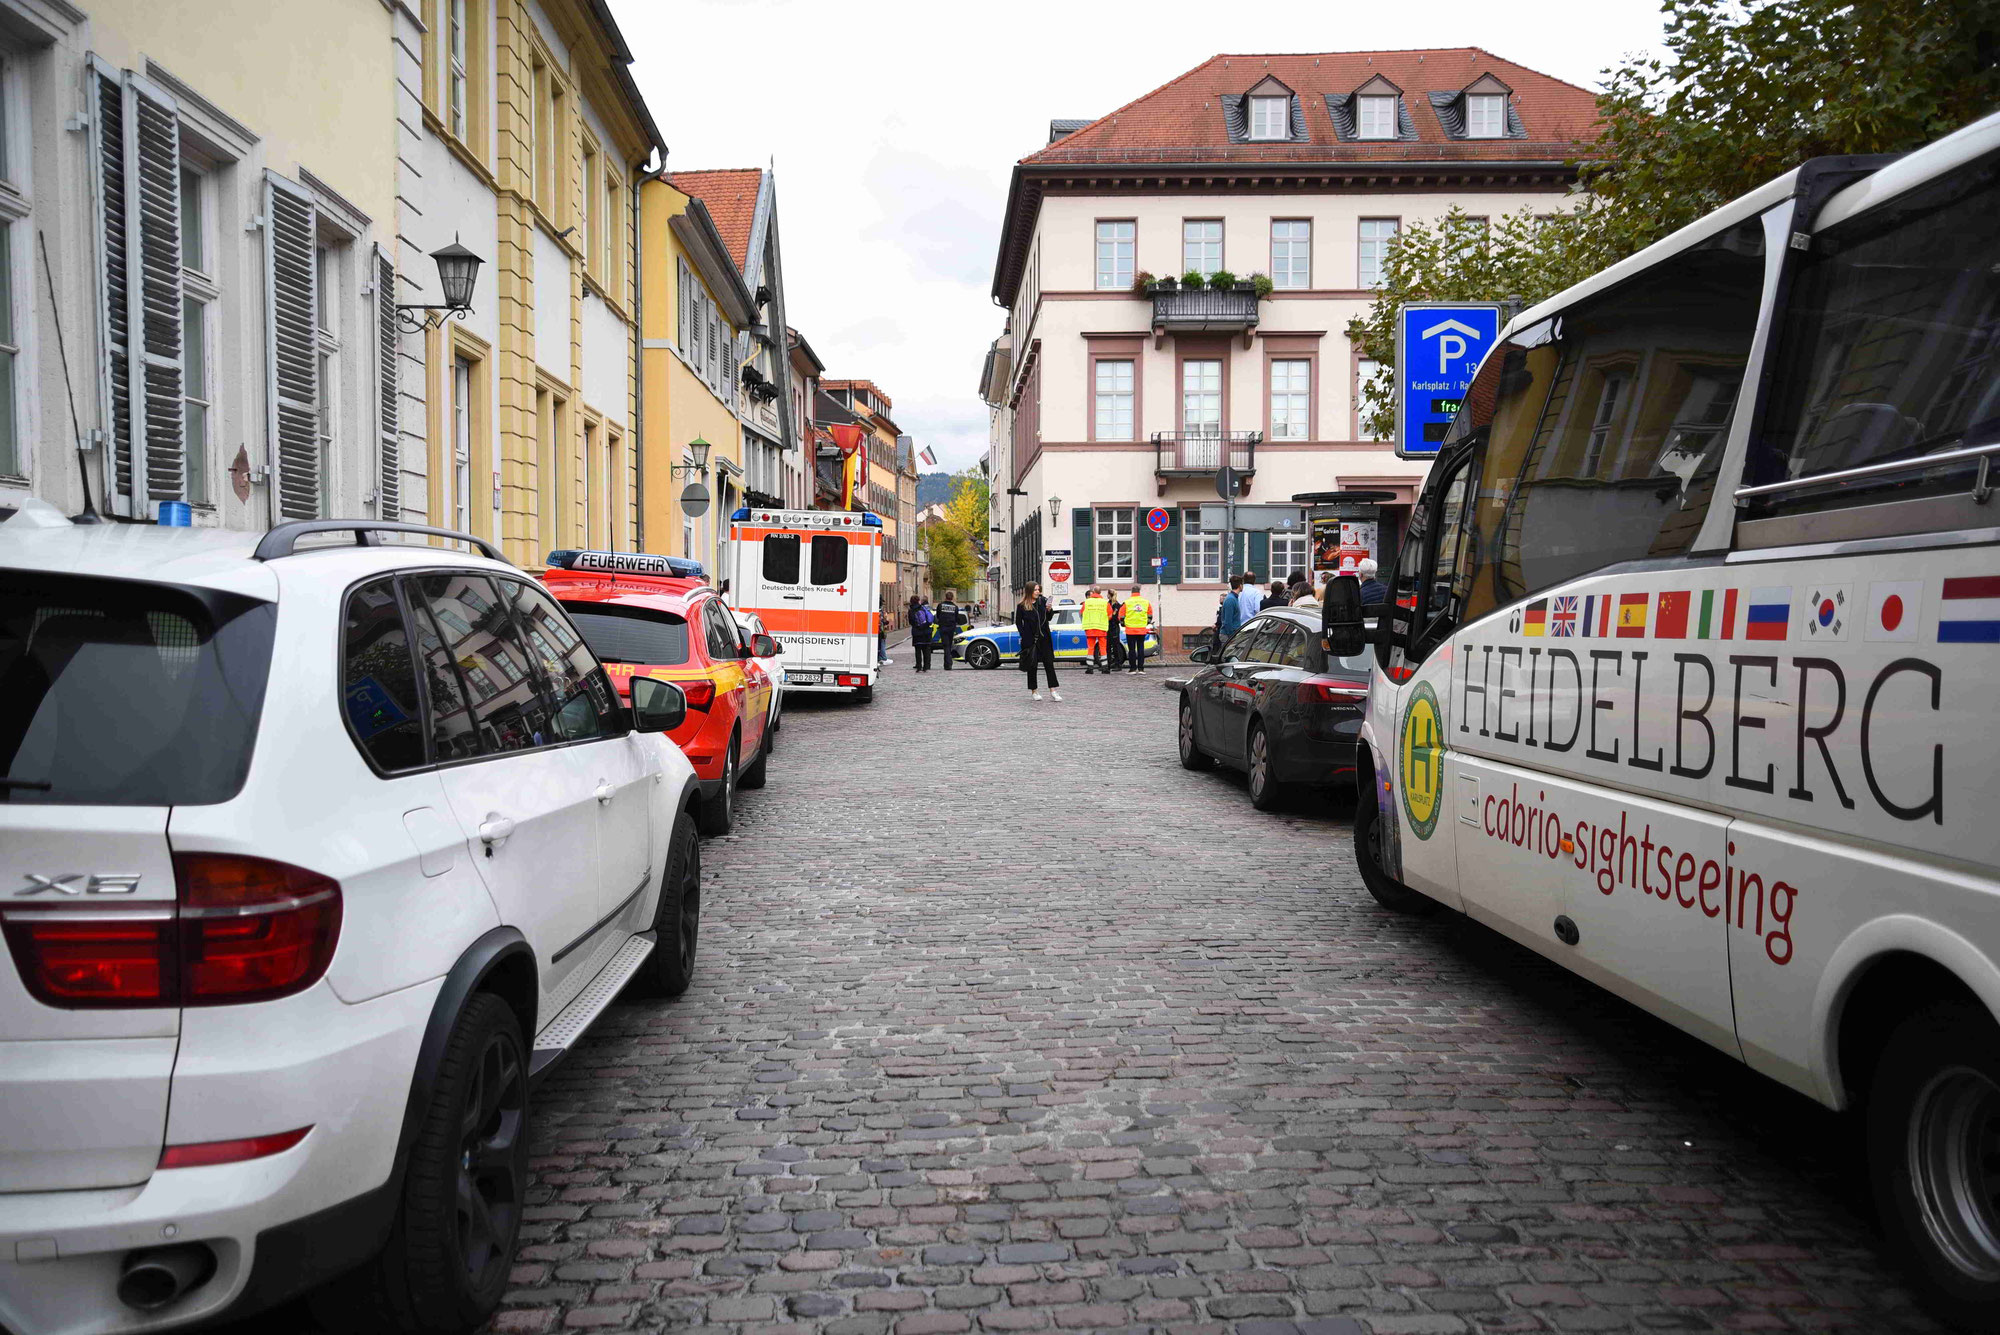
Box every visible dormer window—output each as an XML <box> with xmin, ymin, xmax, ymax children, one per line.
<box><xmin>1467</xmin><ymin>93</ymin><xmax>1506</xmax><ymax>138</ymax></box>
<box><xmin>1356</xmin><ymin>95</ymin><xmax>1397</xmax><ymax>140</ymax></box>
<box><xmin>1249</xmin><ymin>96</ymin><xmax>1288</xmax><ymax>140</ymax></box>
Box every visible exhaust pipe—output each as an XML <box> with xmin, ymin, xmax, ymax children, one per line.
<box><xmin>116</xmin><ymin>1243</ymin><xmax>216</xmax><ymax>1312</ymax></box>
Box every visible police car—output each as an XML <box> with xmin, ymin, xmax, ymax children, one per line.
<box><xmin>1335</xmin><ymin>110</ymin><xmax>2000</xmax><ymax>1331</ymax></box>
<box><xmin>955</xmin><ymin>599</ymin><xmax>1160</xmax><ymax>669</ymax></box>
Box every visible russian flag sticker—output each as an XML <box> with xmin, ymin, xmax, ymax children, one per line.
<box><xmin>1939</xmin><ymin>575</ymin><xmax>2000</xmax><ymax>644</ymax></box>
<box><xmin>1865</xmin><ymin>580</ymin><xmax>1922</xmax><ymax>643</ymax></box>
<box><xmin>1746</xmin><ymin>587</ymin><xmax>1791</xmax><ymax>641</ymax></box>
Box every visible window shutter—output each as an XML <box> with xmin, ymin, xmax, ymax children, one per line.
<box><xmin>88</xmin><ymin>62</ymin><xmax>133</xmax><ymax>512</ymax></box>
<box><xmin>126</xmin><ymin>74</ymin><xmax>186</xmax><ymax>506</ymax></box>
<box><xmin>1249</xmin><ymin>531</ymin><xmax>1270</xmax><ymax>582</ymax></box>
<box><xmin>676</xmin><ymin>261</ymin><xmax>688</xmax><ymax>354</ymax></box>
<box><xmin>1159</xmin><ymin>509</ymin><xmax>1181</xmax><ymax>584</ymax></box>
<box><xmin>375</xmin><ymin>245</ymin><xmax>400</xmax><ymax>517</ymax></box>
<box><xmin>1071</xmin><ymin>509</ymin><xmax>1092</xmax><ymax>579</ymax></box>
<box><xmin>706</xmin><ymin>303</ymin><xmax>718</xmax><ymax>390</ymax></box>
<box><xmin>263</xmin><ymin>172</ymin><xmax>320</xmax><ymax>520</ymax></box>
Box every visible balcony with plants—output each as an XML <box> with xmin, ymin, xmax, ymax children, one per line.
<box><xmin>1139</xmin><ymin>269</ymin><xmax>1272</xmax><ymax>347</ymax></box>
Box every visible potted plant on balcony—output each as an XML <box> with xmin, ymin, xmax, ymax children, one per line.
<box><xmin>1180</xmin><ymin>270</ymin><xmax>1207</xmax><ymax>290</ymax></box>
<box><xmin>1146</xmin><ymin>273</ymin><xmax>1178</xmax><ymax>294</ymax></box>
<box><xmin>1132</xmin><ymin>270</ymin><xmax>1158</xmax><ymax>295</ymax></box>
<box><xmin>1210</xmin><ymin>269</ymin><xmax>1237</xmax><ymax>290</ymax></box>
<box><xmin>1247</xmin><ymin>271</ymin><xmax>1275</xmax><ymax>298</ymax></box>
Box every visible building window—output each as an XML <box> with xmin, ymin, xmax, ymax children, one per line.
<box><xmin>1182</xmin><ymin>509</ymin><xmax>1222</xmax><ymax>583</ymax></box>
<box><xmin>1270</xmin><ymin>359</ymin><xmax>1310</xmax><ymax>440</ymax></box>
<box><xmin>1467</xmin><ymin>94</ymin><xmax>1506</xmax><ymax>139</ymax></box>
<box><xmin>604</xmin><ymin>171</ymin><xmax>623</xmax><ymax>296</ymax></box>
<box><xmin>1094</xmin><ymin>220</ymin><xmax>1134</xmax><ymax>290</ymax></box>
<box><xmin>1581</xmin><ymin>369</ymin><xmax>1631</xmax><ymax>477</ymax></box>
<box><xmin>179</xmin><ymin>166</ymin><xmax>217</xmax><ymax>505</ymax></box>
<box><xmin>1093</xmin><ymin>358</ymin><xmax>1133</xmax><ymax>441</ymax></box>
<box><xmin>1181</xmin><ymin>359</ymin><xmax>1221</xmax><ymax>440</ymax></box>
<box><xmin>1270</xmin><ymin>219</ymin><xmax>1310</xmax><ymax>290</ymax></box>
<box><xmin>581</xmin><ymin>137</ymin><xmax>599</xmax><ymax>275</ymax></box>
<box><xmin>1454</xmin><ymin>214</ymin><xmax>1490</xmax><ymax>259</ymax></box>
<box><xmin>1182</xmin><ymin>220</ymin><xmax>1222</xmax><ymax>277</ymax></box>
<box><xmin>530</xmin><ymin>52</ymin><xmax>565</xmax><ymax>221</ymax></box>
<box><xmin>1356</xmin><ymin>357</ymin><xmax>1389</xmax><ymax>441</ymax></box>
<box><xmin>1095</xmin><ymin>508</ymin><xmax>1134</xmax><ymax>581</ymax></box>
<box><xmin>1271</xmin><ymin>534</ymin><xmax>1308</xmax><ymax>581</ymax></box>
<box><xmin>537</xmin><ymin>382</ymin><xmax>568</xmax><ymax>550</ymax></box>
<box><xmin>0</xmin><ymin>222</ymin><xmax>15</xmax><ymax>479</ymax></box>
<box><xmin>451</xmin><ymin>355</ymin><xmax>473</xmax><ymax>532</ymax></box>
<box><xmin>1249</xmin><ymin>95</ymin><xmax>1288</xmax><ymax>140</ymax></box>
<box><xmin>447</xmin><ymin>0</ymin><xmax>469</xmax><ymax>138</ymax></box>
<box><xmin>1357</xmin><ymin>95</ymin><xmax>1396</xmax><ymax>140</ymax></box>
<box><xmin>314</xmin><ymin>242</ymin><xmax>344</xmax><ymax>517</ymax></box>
<box><xmin>583</xmin><ymin>414</ymin><xmax>603</xmax><ymax>547</ymax></box>
<box><xmin>1358</xmin><ymin>218</ymin><xmax>1398</xmax><ymax>288</ymax></box>
<box><xmin>605</xmin><ymin>423</ymin><xmax>624</xmax><ymax>544</ymax></box>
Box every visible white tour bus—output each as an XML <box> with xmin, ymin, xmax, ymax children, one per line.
<box><xmin>724</xmin><ymin>506</ymin><xmax>882</xmax><ymax>701</ymax></box>
<box><xmin>1335</xmin><ymin>111</ymin><xmax>2000</xmax><ymax>1329</ymax></box>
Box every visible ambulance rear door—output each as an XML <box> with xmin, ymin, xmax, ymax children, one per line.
<box><xmin>734</xmin><ymin>514</ymin><xmax>874</xmax><ymax>686</ymax></box>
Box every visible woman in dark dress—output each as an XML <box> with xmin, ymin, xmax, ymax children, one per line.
<box><xmin>1014</xmin><ymin>582</ymin><xmax>1061</xmax><ymax>702</ymax></box>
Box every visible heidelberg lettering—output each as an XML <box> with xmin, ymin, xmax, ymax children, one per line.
<box><xmin>1457</xmin><ymin>642</ymin><xmax>1944</xmax><ymax>825</ymax></box>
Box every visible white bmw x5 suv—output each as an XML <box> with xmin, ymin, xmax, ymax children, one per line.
<box><xmin>0</xmin><ymin>505</ymin><xmax>705</xmax><ymax>1335</ymax></box>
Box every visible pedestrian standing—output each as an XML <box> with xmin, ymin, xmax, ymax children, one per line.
<box><xmin>1237</xmin><ymin>577</ymin><xmax>1265</xmax><ymax>619</ymax></box>
<box><xmin>1016</xmin><ymin>583</ymin><xmax>1061</xmax><ymax>701</ymax></box>
<box><xmin>1357</xmin><ymin>558</ymin><xmax>1388</xmax><ymax>606</ymax></box>
<box><xmin>1291</xmin><ymin>579</ymin><xmax>1321</xmax><ymax>611</ymax></box>
<box><xmin>1267</xmin><ymin>578</ymin><xmax>1290</xmax><ymax>608</ymax></box>
<box><xmin>1123</xmin><ymin>585</ymin><xmax>1153</xmax><ymax>674</ymax></box>
<box><xmin>1288</xmin><ymin>569</ymin><xmax>1312</xmax><ymax>602</ymax></box>
<box><xmin>877</xmin><ymin>593</ymin><xmax>892</xmax><ymax>667</ymax></box>
<box><xmin>911</xmin><ymin>597</ymin><xmax>935</xmax><ymax>672</ymax></box>
<box><xmin>935</xmin><ymin>589</ymin><xmax>965</xmax><ymax>669</ymax></box>
<box><xmin>1219</xmin><ymin>575</ymin><xmax>1245</xmax><ymax>642</ymax></box>
<box><xmin>1104</xmin><ymin>591</ymin><xmax>1126</xmax><ymax>670</ymax></box>
<box><xmin>1081</xmin><ymin>586</ymin><xmax>1112</xmax><ymax>674</ymax></box>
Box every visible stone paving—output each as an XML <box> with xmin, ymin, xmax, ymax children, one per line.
<box><xmin>499</xmin><ymin>653</ymin><xmax>1938</xmax><ymax>1334</ymax></box>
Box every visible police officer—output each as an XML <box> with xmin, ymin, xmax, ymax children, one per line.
<box><xmin>1123</xmin><ymin>585</ymin><xmax>1153</xmax><ymax>674</ymax></box>
<box><xmin>1081</xmin><ymin>586</ymin><xmax>1112</xmax><ymax>674</ymax></box>
<box><xmin>934</xmin><ymin>588</ymin><xmax>966</xmax><ymax>669</ymax></box>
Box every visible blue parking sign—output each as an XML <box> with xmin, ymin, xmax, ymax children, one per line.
<box><xmin>1395</xmin><ymin>303</ymin><xmax>1501</xmax><ymax>459</ymax></box>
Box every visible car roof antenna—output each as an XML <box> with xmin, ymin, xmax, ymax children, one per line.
<box><xmin>38</xmin><ymin>229</ymin><xmax>102</xmax><ymax>524</ymax></box>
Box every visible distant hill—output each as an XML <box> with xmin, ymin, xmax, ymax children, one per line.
<box><xmin>917</xmin><ymin>471</ymin><xmax>955</xmax><ymax>507</ymax></box>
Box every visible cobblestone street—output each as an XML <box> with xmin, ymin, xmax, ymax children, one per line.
<box><xmin>502</xmin><ymin>657</ymin><xmax>1937</xmax><ymax>1335</ymax></box>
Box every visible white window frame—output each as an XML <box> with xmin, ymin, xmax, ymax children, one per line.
<box><xmin>1270</xmin><ymin>219</ymin><xmax>1310</xmax><ymax>290</ymax></box>
<box><xmin>1181</xmin><ymin>359</ymin><xmax>1221</xmax><ymax>442</ymax></box>
<box><xmin>1467</xmin><ymin>93</ymin><xmax>1506</xmax><ymax>139</ymax></box>
<box><xmin>1182</xmin><ymin>219</ymin><xmax>1222</xmax><ymax>277</ymax></box>
<box><xmin>313</xmin><ymin>239</ymin><xmax>346</xmax><ymax>516</ymax></box>
<box><xmin>1357</xmin><ymin>357</ymin><xmax>1388</xmax><ymax>441</ymax></box>
<box><xmin>452</xmin><ymin>354</ymin><xmax>473</xmax><ymax>533</ymax></box>
<box><xmin>1271</xmin><ymin>533</ymin><xmax>1308</xmax><ymax>581</ymax></box>
<box><xmin>1582</xmin><ymin>370</ymin><xmax>1630</xmax><ymax>477</ymax></box>
<box><xmin>1357</xmin><ymin>95</ymin><xmax>1396</xmax><ymax>140</ymax></box>
<box><xmin>1093</xmin><ymin>358</ymin><xmax>1133</xmax><ymax>441</ymax></box>
<box><xmin>1249</xmin><ymin>95</ymin><xmax>1288</xmax><ymax>141</ymax></box>
<box><xmin>0</xmin><ymin>50</ymin><xmax>29</xmax><ymax>482</ymax></box>
<box><xmin>447</xmin><ymin>0</ymin><xmax>469</xmax><ymax>139</ymax></box>
<box><xmin>1270</xmin><ymin>359</ymin><xmax>1310</xmax><ymax>440</ymax></box>
<box><xmin>1094</xmin><ymin>220</ymin><xmax>1134</xmax><ymax>291</ymax></box>
<box><xmin>1358</xmin><ymin>218</ymin><xmax>1398</xmax><ymax>289</ymax></box>
<box><xmin>180</xmin><ymin>160</ymin><xmax>217</xmax><ymax>506</ymax></box>
<box><xmin>1095</xmin><ymin>507</ymin><xmax>1134</xmax><ymax>581</ymax></box>
<box><xmin>1182</xmin><ymin>509</ymin><xmax>1222</xmax><ymax>583</ymax></box>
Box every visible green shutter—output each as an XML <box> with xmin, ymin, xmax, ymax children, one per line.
<box><xmin>1249</xmin><ymin>531</ymin><xmax>1270</xmax><ymax>582</ymax></box>
<box><xmin>1135</xmin><ymin>518</ymin><xmax>1156</xmax><ymax>583</ymax></box>
<box><xmin>1073</xmin><ymin>510</ymin><xmax>1094</xmax><ymax>583</ymax></box>
<box><xmin>1159</xmin><ymin>509</ymin><xmax>1181</xmax><ymax>584</ymax></box>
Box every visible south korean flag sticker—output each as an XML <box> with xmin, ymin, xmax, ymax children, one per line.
<box><xmin>1803</xmin><ymin>585</ymin><xmax>1851</xmax><ymax>640</ymax></box>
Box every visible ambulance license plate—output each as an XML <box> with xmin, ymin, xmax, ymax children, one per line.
<box><xmin>787</xmin><ymin>670</ymin><xmax>823</xmax><ymax>685</ymax></box>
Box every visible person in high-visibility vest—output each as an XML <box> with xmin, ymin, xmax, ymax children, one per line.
<box><xmin>1123</xmin><ymin>585</ymin><xmax>1153</xmax><ymax>674</ymax></box>
<box><xmin>1080</xmin><ymin>587</ymin><xmax>1111</xmax><ymax>674</ymax></box>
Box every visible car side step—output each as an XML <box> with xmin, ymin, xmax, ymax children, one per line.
<box><xmin>529</xmin><ymin>933</ymin><xmax>654</xmax><ymax>1082</ymax></box>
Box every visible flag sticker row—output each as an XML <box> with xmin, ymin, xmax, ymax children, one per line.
<box><xmin>1503</xmin><ymin>577</ymin><xmax>1999</xmax><ymax>644</ymax></box>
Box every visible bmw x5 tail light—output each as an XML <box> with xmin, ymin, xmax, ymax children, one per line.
<box><xmin>0</xmin><ymin>855</ymin><xmax>341</xmax><ymax>1009</ymax></box>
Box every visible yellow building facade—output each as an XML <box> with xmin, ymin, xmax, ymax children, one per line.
<box><xmin>638</xmin><ymin>176</ymin><xmax>757</xmax><ymax>573</ymax></box>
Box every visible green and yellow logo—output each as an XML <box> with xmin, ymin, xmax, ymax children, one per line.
<box><xmin>1398</xmin><ymin>681</ymin><xmax>1444</xmax><ymax>840</ymax></box>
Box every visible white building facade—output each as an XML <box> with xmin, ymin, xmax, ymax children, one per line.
<box><xmin>985</xmin><ymin>49</ymin><xmax>1601</xmax><ymax>644</ymax></box>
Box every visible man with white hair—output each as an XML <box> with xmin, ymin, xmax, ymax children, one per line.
<box><xmin>1356</xmin><ymin>558</ymin><xmax>1388</xmax><ymax>607</ymax></box>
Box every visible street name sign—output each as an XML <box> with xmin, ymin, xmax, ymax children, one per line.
<box><xmin>1394</xmin><ymin>302</ymin><xmax>1501</xmax><ymax>460</ymax></box>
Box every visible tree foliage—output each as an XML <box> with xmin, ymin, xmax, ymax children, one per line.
<box><xmin>923</xmin><ymin>523</ymin><xmax>979</xmax><ymax>595</ymax></box>
<box><xmin>1350</xmin><ymin>0</ymin><xmax>2000</xmax><ymax>439</ymax></box>
<box><xmin>945</xmin><ymin>469</ymin><xmax>990</xmax><ymax>539</ymax></box>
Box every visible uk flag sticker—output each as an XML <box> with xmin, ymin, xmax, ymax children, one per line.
<box><xmin>1802</xmin><ymin>585</ymin><xmax>1850</xmax><ymax>640</ymax></box>
<box><xmin>1865</xmin><ymin>581</ymin><xmax>1922</xmax><ymax>643</ymax></box>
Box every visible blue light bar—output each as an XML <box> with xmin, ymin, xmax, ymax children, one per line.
<box><xmin>546</xmin><ymin>548</ymin><xmax>705</xmax><ymax>577</ymax></box>
<box><xmin>860</xmin><ymin>512</ymin><xmax>883</xmax><ymax>527</ymax></box>
<box><xmin>730</xmin><ymin>507</ymin><xmax>751</xmax><ymax>521</ymax></box>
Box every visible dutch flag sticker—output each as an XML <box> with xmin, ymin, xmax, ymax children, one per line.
<box><xmin>1939</xmin><ymin>576</ymin><xmax>2000</xmax><ymax>644</ymax></box>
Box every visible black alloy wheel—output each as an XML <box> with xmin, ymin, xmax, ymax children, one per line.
<box><xmin>455</xmin><ymin>1029</ymin><xmax>527</xmax><ymax>1291</ymax></box>
<box><xmin>1179</xmin><ymin>696</ymin><xmax>1213</xmax><ymax>771</ymax></box>
<box><xmin>1247</xmin><ymin>723</ymin><xmax>1283</xmax><ymax>810</ymax></box>
<box><xmin>1353</xmin><ymin>775</ymin><xmax>1435</xmax><ymax>915</ymax></box>
<box><xmin>638</xmin><ymin>813</ymin><xmax>701</xmax><ymax>997</ymax></box>
<box><xmin>698</xmin><ymin>736</ymin><xmax>737</xmax><ymax>836</ymax></box>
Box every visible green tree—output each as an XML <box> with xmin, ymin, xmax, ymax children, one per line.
<box><xmin>944</xmin><ymin>468</ymin><xmax>990</xmax><ymax>539</ymax></box>
<box><xmin>1349</xmin><ymin>0</ymin><xmax>2000</xmax><ymax>439</ymax></box>
<box><xmin>923</xmin><ymin>522</ymin><xmax>978</xmax><ymax>594</ymax></box>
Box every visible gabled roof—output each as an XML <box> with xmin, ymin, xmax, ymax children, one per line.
<box><xmin>1020</xmin><ymin>48</ymin><xmax>1596</xmax><ymax>166</ymax></box>
<box><xmin>667</xmin><ymin>168</ymin><xmax>763</xmax><ymax>270</ymax></box>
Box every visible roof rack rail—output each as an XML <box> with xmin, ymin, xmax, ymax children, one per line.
<box><xmin>252</xmin><ymin>520</ymin><xmax>508</xmax><ymax>564</ymax></box>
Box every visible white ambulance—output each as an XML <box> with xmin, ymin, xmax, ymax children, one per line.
<box><xmin>725</xmin><ymin>506</ymin><xmax>883</xmax><ymax>702</ymax></box>
<box><xmin>1334</xmin><ymin>111</ymin><xmax>2000</xmax><ymax>1330</ymax></box>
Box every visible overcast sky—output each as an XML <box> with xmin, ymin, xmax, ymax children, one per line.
<box><xmin>613</xmin><ymin>0</ymin><xmax>1669</xmax><ymax>473</ymax></box>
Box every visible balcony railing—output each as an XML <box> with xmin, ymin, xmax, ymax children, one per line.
<box><xmin>1153</xmin><ymin>429</ymin><xmax>1259</xmax><ymax>476</ymax></box>
<box><xmin>1149</xmin><ymin>285</ymin><xmax>1260</xmax><ymax>337</ymax></box>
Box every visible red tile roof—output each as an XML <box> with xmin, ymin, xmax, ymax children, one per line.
<box><xmin>667</xmin><ymin>169</ymin><xmax>763</xmax><ymax>271</ymax></box>
<box><xmin>1023</xmin><ymin>48</ymin><xmax>1600</xmax><ymax>165</ymax></box>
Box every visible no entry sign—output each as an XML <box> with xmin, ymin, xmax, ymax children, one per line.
<box><xmin>1048</xmin><ymin>559</ymin><xmax>1072</xmax><ymax>582</ymax></box>
<box><xmin>1146</xmin><ymin>508</ymin><xmax>1171</xmax><ymax>533</ymax></box>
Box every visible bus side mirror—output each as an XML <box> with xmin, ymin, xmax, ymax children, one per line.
<box><xmin>1323</xmin><ymin>575</ymin><xmax>1367</xmax><ymax>657</ymax></box>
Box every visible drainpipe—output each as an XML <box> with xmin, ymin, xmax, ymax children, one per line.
<box><xmin>633</xmin><ymin>148</ymin><xmax>657</xmax><ymax>551</ymax></box>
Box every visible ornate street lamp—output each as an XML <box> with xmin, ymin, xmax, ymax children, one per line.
<box><xmin>1047</xmin><ymin>495</ymin><xmax>1063</xmax><ymax>527</ymax></box>
<box><xmin>673</xmin><ymin>437</ymin><xmax>712</xmax><ymax>479</ymax></box>
<box><xmin>396</xmin><ymin>237</ymin><xmax>484</xmax><ymax>333</ymax></box>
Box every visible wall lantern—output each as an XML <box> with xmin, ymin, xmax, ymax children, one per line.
<box><xmin>396</xmin><ymin>237</ymin><xmax>484</xmax><ymax>332</ymax></box>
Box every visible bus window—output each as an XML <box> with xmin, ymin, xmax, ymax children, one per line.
<box><xmin>763</xmin><ymin>533</ymin><xmax>801</xmax><ymax>584</ymax></box>
<box><xmin>1747</xmin><ymin>151</ymin><xmax>2000</xmax><ymax>520</ymax></box>
<box><xmin>1447</xmin><ymin>217</ymin><xmax>1766</xmax><ymax>621</ymax></box>
<box><xmin>809</xmin><ymin>534</ymin><xmax>849</xmax><ymax>586</ymax></box>
<box><xmin>1412</xmin><ymin>453</ymin><xmax>1477</xmax><ymax>662</ymax></box>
